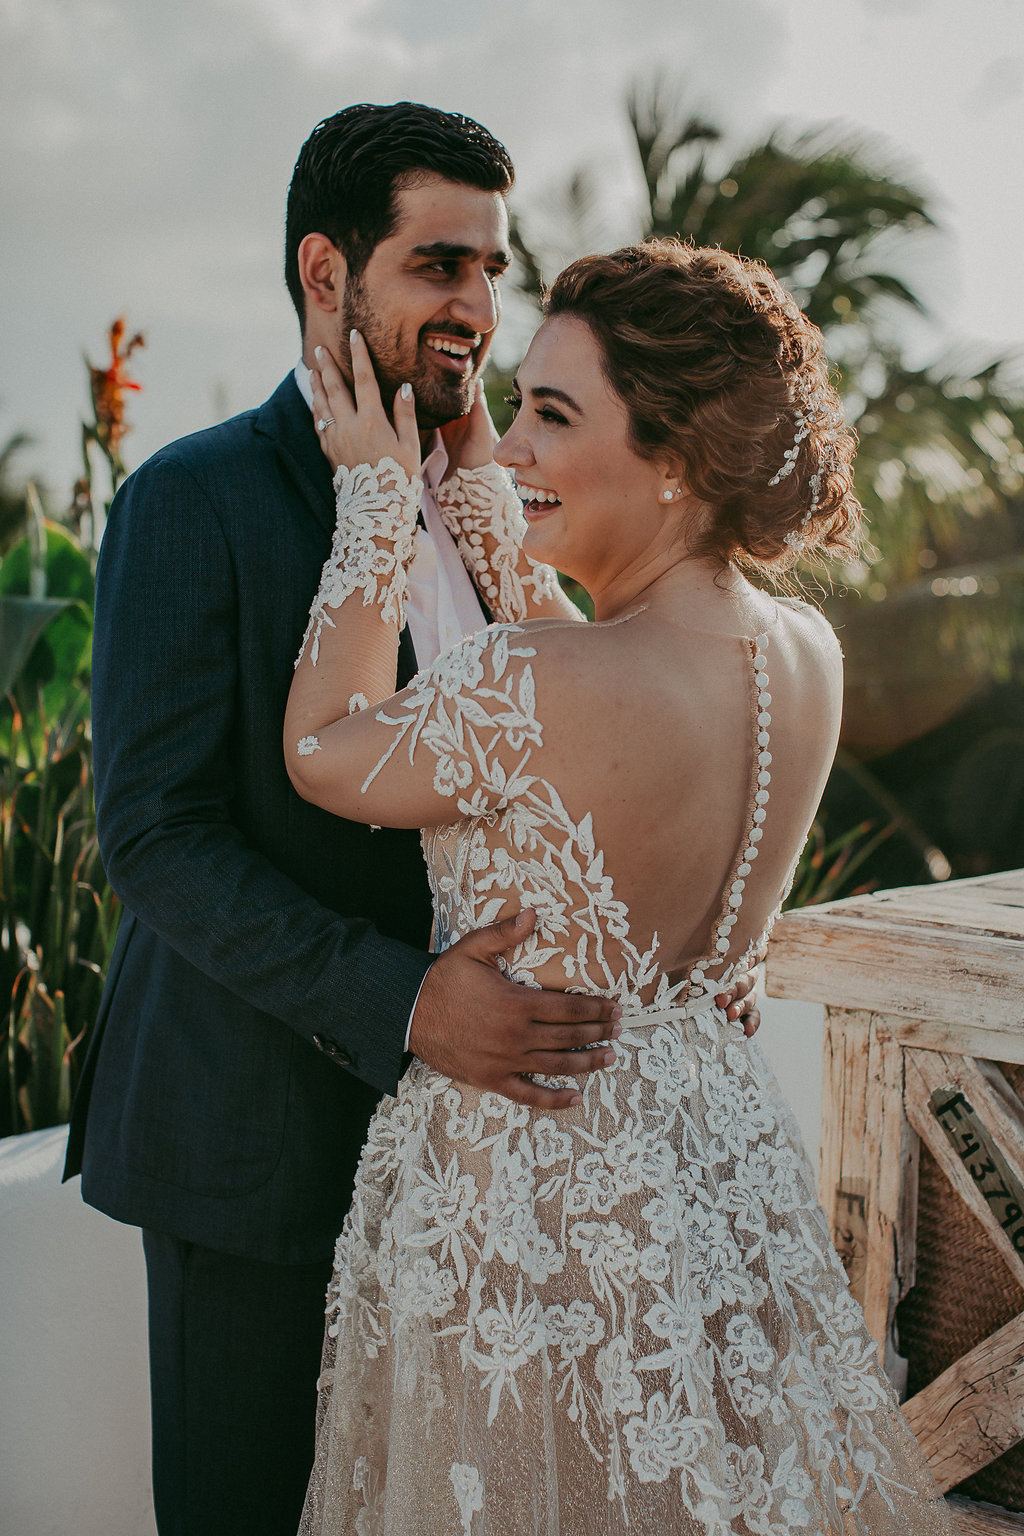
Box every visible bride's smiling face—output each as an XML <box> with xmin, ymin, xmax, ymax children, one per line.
<box><xmin>495</xmin><ymin>315</ymin><xmax>674</xmax><ymax>581</ymax></box>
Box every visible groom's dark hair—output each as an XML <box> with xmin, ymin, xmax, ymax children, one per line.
<box><xmin>285</xmin><ymin>102</ymin><xmax>515</xmax><ymax>326</ymax></box>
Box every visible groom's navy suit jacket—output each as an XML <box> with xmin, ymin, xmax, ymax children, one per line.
<box><xmin>64</xmin><ymin>375</ymin><xmax>443</xmax><ymax>1265</ymax></box>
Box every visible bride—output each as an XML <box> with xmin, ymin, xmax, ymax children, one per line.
<box><xmin>285</xmin><ymin>240</ymin><xmax>956</xmax><ymax>1534</ymax></box>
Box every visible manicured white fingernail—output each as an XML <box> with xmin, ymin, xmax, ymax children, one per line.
<box><xmin>401</xmin><ymin>382</ymin><xmax>412</xmax><ymax>401</ymax></box>
<box><xmin>314</xmin><ymin>345</ymin><xmax>323</xmax><ymax>360</ymax></box>
<box><xmin>350</xmin><ymin>329</ymin><xmax>359</xmax><ymax>345</ymax></box>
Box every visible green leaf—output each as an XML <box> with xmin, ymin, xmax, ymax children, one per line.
<box><xmin>0</xmin><ymin>712</ymin><xmax>119</xmax><ymax>1135</ymax></box>
<box><xmin>0</xmin><ymin>520</ymin><xmax>94</xmax><ymax>737</ymax></box>
<box><xmin>0</xmin><ymin>595</ymin><xmax>74</xmax><ymax>696</ymax></box>
<box><xmin>0</xmin><ymin>521</ymin><xmax>94</xmax><ymax>605</ymax></box>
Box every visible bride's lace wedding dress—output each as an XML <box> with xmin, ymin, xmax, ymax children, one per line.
<box><xmin>296</xmin><ymin>462</ymin><xmax>955</xmax><ymax>1536</ymax></box>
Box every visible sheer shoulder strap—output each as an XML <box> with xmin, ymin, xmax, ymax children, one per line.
<box><xmin>685</xmin><ymin>630</ymin><xmax>774</xmax><ymax>995</ymax></box>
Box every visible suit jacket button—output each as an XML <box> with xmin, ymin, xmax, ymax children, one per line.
<box><xmin>312</xmin><ymin>1033</ymin><xmax>354</xmax><ymax>1067</ymax></box>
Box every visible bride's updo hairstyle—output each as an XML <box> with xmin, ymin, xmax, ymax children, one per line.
<box><xmin>543</xmin><ymin>239</ymin><xmax>862</xmax><ymax>572</ymax></box>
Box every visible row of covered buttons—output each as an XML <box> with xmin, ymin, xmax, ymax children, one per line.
<box><xmin>687</xmin><ymin>632</ymin><xmax>771</xmax><ymax>993</ymax></box>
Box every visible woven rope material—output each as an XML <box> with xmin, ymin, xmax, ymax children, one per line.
<box><xmin>896</xmin><ymin>1060</ymin><xmax>1024</xmax><ymax>1511</ymax></box>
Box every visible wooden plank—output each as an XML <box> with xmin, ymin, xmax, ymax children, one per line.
<box><xmin>817</xmin><ymin>1009</ymin><xmax>916</xmax><ymax>1387</ymax></box>
<box><xmin>828</xmin><ymin>893</ymin><xmax>1024</xmax><ymax>940</ymax></box>
<box><xmin>958</xmin><ymin>1059</ymin><xmax>1024</xmax><ymax>1150</ymax></box>
<box><xmin>817</xmin><ymin>1008</ymin><xmax>861</xmax><ymax>1251</ymax></box>
<box><xmin>902</xmin><ymin>1051</ymin><xmax>1024</xmax><ymax>1291</ymax></box>
<box><xmin>850</xmin><ymin>881</ymin><xmax>1024</xmax><ymax>930</ymax></box>
<box><xmin>767</xmin><ymin>916</ymin><xmax>1024</xmax><ymax>1039</ymax></box>
<box><xmin>947</xmin><ymin>1496</ymin><xmax>1024</xmax><ymax>1534</ymax></box>
<box><xmin>795</xmin><ymin>871</ymin><xmax>1024</xmax><ymax>936</ymax></box>
<box><xmin>864</xmin><ymin>1024</ymin><xmax>918</xmax><ymax>1387</ymax></box>
<box><xmin>873</xmin><ymin>1016</ymin><xmax>1024</xmax><ymax>1068</ymax></box>
<box><xmin>774</xmin><ymin>895</ymin><xmax>1024</xmax><ymax>943</ymax></box>
<box><xmin>903</xmin><ymin>1311</ymin><xmax>1024</xmax><ymax>1492</ymax></box>
<box><xmin>767</xmin><ymin>870</ymin><xmax>1024</xmax><ymax>1034</ymax></box>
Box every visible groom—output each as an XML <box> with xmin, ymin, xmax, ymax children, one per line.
<box><xmin>65</xmin><ymin>103</ymin><xmax>758</xmax><ymax>1536</ymax></box>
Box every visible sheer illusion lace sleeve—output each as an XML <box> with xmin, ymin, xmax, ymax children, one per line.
<box><xmin>434</xmin><ymin>462</ymin><xmax>580</xmax><ymax>623</ymax></box>
<box><xmin>295</xmin><ymin>457</ymin><xmax>421</xmax><ymax>670</ymax></box>
<box><xmin>286</xmin><ymin>458</ymin><xmax>550</xmax><ymax>833</ymax></box>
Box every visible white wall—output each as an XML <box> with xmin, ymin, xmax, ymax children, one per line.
<box><xmin>757</xmin><ymin>994</ymin><xmax>825</xmax><ymax>1173</ymax></box>
<box><xmin>0</xmin><ymin>997</ymin><xmax>824</xmax><ymax>1536</ymax></box>
<box><xmin>0</xmin><ymin>1127</ymin><xmax>156</xmax><ymax>1536</ymax></box>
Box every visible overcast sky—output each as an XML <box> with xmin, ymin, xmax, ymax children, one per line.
<box><xmin>2</xmin><ymin>0</ymin><xmax>1022</xmax><ymax>501</ymax></box>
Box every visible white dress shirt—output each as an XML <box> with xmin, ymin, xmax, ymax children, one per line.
<box><xmin>294</xmin><ymin>361</ymin><xmax>486</xmax><ymax>1048</ymax></box>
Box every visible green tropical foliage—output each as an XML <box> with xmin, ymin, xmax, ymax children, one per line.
<box><xmin>0</xmin><ymin>524</ymin><xmax>94</xmax><ymax>757</ymax></box>
<box><xmin>0</xmin><ymin>511</ymin><xmax>116</xmax><ymax>1135</ymax></box>
<box><xmin>2</xmin><ymin>693</ymin><xmax>118</xmax><ymax>1136</ymax></box>
<box><xmin>843</xmin><ymin>348</ymin><xmax>1024</xmax><ymax>588</ymax></box>
<box><xmin>783</xmin><ymin>816</ymin><xmax>893</xmax><ymax>913</ymax></box>
<box><xmin>0</xmin><ymin>324</ymin><xmax>133</xmax><ymax>1134</ymax></box>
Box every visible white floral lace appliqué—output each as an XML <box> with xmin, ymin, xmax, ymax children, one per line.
<box><xmin>296</xmin><ymin>457</ymin><xmax>422</xmax><ymax>667</ymax></box>
<box><xmin>435</xmin><ymin>462</ymin><xmax>559</xmax><ymax>620</ymax></box>
<box><xmin>449</xmin><ymin>1462</ymin><xmax>484</xmax><ymax>1533</ymax></box>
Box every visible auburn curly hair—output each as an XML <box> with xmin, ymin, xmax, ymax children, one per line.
<box><xmin>543</xmin><ymin>239</ymin><xmax>862</xmax><ymax>572</ymax></box>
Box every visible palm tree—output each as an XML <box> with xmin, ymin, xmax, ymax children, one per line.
<box><xmin>625</xmin><ymin>77</ymin><xmax>934</xmax><ymax>339</ymax></box>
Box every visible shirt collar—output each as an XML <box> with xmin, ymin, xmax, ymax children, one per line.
<box><xmin>294</xmin><ymin>358</ymin><xmax>315</xmax><ymax>410</ymax></box>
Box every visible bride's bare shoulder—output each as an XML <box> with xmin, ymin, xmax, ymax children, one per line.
<box><xmin>508</xmin><ymin>611</ymin><xmax>684</xmax><ymax>727</ymax></box>
<box><xmin>772</xmin><ymin>594</ymin><xmax>842</xmax><ymax>668</ymax></box>
<box><xmin>502</xmin><ymin>611</ymin><xmax>638</xmax><ymax>677</ymax></box>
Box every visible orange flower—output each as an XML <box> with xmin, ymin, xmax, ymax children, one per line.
<box><xmin>88</xmin><ymin>315</ymin><xmax>145</xmax><ymax>465</ymax></box>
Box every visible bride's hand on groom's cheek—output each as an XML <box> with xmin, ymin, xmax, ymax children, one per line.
<box><xmin>440</xmin><ymin>377</ymin><xmax>499</xmax><ymax>477</ymax></box>
<box><xmin>311</xmin><ymin>331</ymin><xmax>420</xmax><ymax>483</ymax></box>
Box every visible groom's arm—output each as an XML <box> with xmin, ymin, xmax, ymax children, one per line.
<box><xmin>92</xmin><ymin>452</ymin><xmax>428</xmax><ymax>1097</ymax></box>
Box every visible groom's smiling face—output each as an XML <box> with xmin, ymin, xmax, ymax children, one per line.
<box><xmin>337</xmin><ymin>174</ymin><xmax>511</xmax><ymax>431</ymax></box>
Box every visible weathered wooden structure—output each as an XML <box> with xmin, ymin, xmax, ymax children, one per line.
<box><xmin>768</xmin><ymin>870</ymin><xmax>1024</xmax><ymax>1533</ymax></box>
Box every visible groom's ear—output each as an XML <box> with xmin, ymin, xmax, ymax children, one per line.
<box><xmin>297</xmin><ymin>233</ymin><xmax>348</xmax><ymax>319</ymax></box>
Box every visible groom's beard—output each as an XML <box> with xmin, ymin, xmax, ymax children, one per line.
<box><xmin>341</xmin><ymin>280</ymin><xmax>481</xmax><ymax>431</ymax></box>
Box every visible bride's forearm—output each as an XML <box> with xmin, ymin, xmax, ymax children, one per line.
<box><xmin>436</xmin><ymin>462</ymin><xmax>581</xmax><ymax>624</ymax></box>
<box><xmin>285</xmin><ymin>458</ymin><xmax>419</xmax><ymax>793</ymax></box>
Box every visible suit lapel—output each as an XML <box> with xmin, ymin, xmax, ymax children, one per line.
<box><xmin>256</xmin><ymin>373</ymin><xmax>421</xmax><ymax>682</ymax></box>
<box><xmin>255</xmin><ymin>374</ymin><xmax>337</xmax><ymax>538</ymax></box>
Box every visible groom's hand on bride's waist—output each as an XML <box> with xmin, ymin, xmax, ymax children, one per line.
<box><xmin>407</xmin><ymin>909</ymin><xmax>761</xmax><ymax>1109</ymax></box>
<box><xmin>409</xmin><ymin>909</ymin><xmax>620</xmax><ymax>1110</ymax></box>
<box><xmin>719</xmin><ymin>964</ymin><xmax>763</xmax><ymax>1040</ymax></box>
